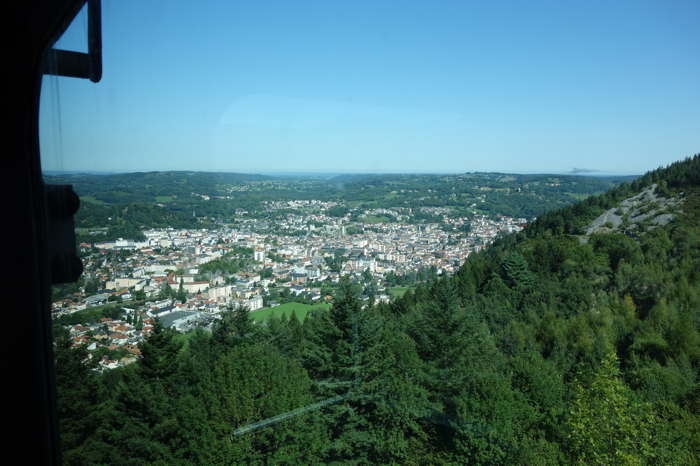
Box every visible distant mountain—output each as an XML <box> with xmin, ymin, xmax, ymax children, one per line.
<box><xmin>43</xmin><ymin>170</ymin><xmax>124</xmax><ymax>176</ymax></box>
<box><xmin>50</xmin><ymin>168</ymin><xmax>640</xmax><ymax>243</ymax></box>
<box><xmin>44</xmin><ymin>171</ymin><xmax>272</xmax><ymax>202</ymax></box>
<box><xmin>569</xmin><ymin>167</ymin><xmax>601</xmax><ymax>174</ymax></box>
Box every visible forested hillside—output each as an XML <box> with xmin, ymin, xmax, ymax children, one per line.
<box><xmin>55</xmin><ymin>156</ymin><xmax>700</xmax><ymax>464</ymax></box>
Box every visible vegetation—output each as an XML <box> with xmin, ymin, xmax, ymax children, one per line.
<box><xmin>54</xmin><ymin>155</ymin><xmax>700</xmax><ymax>464</ymax></box>
<box><xmin>53</xmin><ymin>304</ymin><xmax>125</xmax><ymax>327</ymax></box>
<box><xmin>250</xmin><ymin>302</ymin><xmax>331</xmax><ymax>322</ymax></box>
<box><xmin>46</xmin><ymin>170</ymin><xmax>632</xmax><ymax>241</ymax></box>
<box><xmin>198</xmin><ymin>251</ymin><xmax>251</xmax><ymax>276</ymax></box>
<box><xmin>387</xmin><ymin>286</ymin><xmax>410</xmax><ymax>298</ymax></box>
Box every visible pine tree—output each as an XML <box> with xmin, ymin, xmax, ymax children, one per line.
<box><xmin>352</xmin><ymin>314</ymin><xmax>431</xmax><ymax>463</ymax></box>
<box><xmin>213</xmin><ymin>305</ymin><xmax>256</xmax><ymax>348</ymax></box>
<box><xmin>139</xmin><ymin>319</ymin><xmax>181</xmax><ymax>382</ymax></box>
<box><xmin>303</xmin><ymin>278</ymin><xmax>360</xmax><ymax>387</ymax></box>
<box><xmin>232</xmin><ymin>305</ymin><xmax>254</xmax><ymax>339</ymax></box>
<box><xmin>502</xmin><ymin>252</ymin><xmax>535</xmax><ymax>291</ymax></box>
<box><xmin>177</xmin><ymin>278</ymin><xmax>186</xmax><ymax>304</ymax></box>
<box><xmin>54</xmin><ymin>331</ymin><xmax>101</xmax><ymax>465</ymax></box>
<box><xmin>277</xmin><ymin>310</ymin><xmax>305</xmax><ymax>358</ymax></box>
<box><xmin>408</xmin><ymin>278</ymin><xmax>467</xmax><ymax>398</ymax></box>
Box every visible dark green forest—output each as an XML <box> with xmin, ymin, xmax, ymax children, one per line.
<box><xmin>55</xmin><ymin>156</ymin><xmax>700</xmax><ymax>464</ymax></box>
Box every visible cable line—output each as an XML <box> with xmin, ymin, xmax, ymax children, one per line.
<box><xmin>232</xmin><ymin>393</ymin><xmax>349</xmax><ymax>436</ymax></box>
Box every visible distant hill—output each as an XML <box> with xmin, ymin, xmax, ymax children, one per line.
<box><xmin>46</xmin><ymin>169</ymin><xmax>638</xmax><ymax>242</ymax></box>
<box><xmin>526</xmin><ymin>155</ymin><xmax>700</xmax><ymax>237</ymax></box>
<box><xmin>44</xmin><ymin>171</ymin><xmax>272</xmax><ymax>203</ymax></box>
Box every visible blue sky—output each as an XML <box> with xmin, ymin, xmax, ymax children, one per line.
<box><xmin>40</xmin><ymin>0</ymin><xmax>699</xmax><ymax>174</ymax></box>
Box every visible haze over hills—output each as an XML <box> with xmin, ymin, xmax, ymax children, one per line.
<box><xmin>44</xmin><ymin>170</ymin><xmax>635</xmax><ymax>244</ymax></box>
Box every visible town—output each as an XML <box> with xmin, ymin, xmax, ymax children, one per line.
<box><xmin>53</xmin><ymin>201</ymin><xmax>526</xmax><ymax>371</ymax></box>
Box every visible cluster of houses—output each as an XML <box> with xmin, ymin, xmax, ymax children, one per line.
<box><xmin>55</xmin><ymin>202</ymin><xmax>526</xmax><ymax>370</ymax></box>
<box><xmin>67</xmin><ymin>311</ymin><xmax>154</xmax><ymax>371</ymax></box>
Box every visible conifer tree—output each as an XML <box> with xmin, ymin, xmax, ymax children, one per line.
<box><xmin>54</xmin><ymin>331</ymin><xmax>101</xmax><ymax>465</ymax></box>
<box><xmin>177</xmin><ymin>278</ymin><xmax>186</xmax><ymax>303</ymax></box>
<box><xmin>139</xmin><ymin>319</ymin><xmax>181</xmax><ymax>382</ymax></box>
<box><xmin>502</xmin><ymin>251</ymin><xmax>535</xmax><ymax>291</ymax></box>
<box><xmin>351</xmin><ymin>314</ymin><xmax>431</xmax><ymax>463</ymax></box>
<box><xmin>278</xmin><ymin>310</ymin><xmax>305</xmax><ymax>358</ymax></box>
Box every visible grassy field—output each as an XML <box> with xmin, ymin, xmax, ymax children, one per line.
<box><xmin>250</xmin><ymin>302</ymin><xmax>331</xmax><ymax>322</ymax></box>
<box><xmin>155</xmin><ymin>195</ymin><xmax>175</xmax><ymax>202</ymax></box>
<box><xmin>80</xmin><ymin>195</ymin><xmax>105</xmax><ymax>205</ymax></box>
<box><xmin>388</xmin><ymin>287</ymin><xmax>411</xmax><ymax>298</ymax></box>
<box><xmin>174</xmin><ymin>330</ymin><xmax>201</xmax><ymax>353</ymax></box>
<box><xmin>360</xmin><ymin>215</ymin><xmax>391</xmax><ymax>224</ymax></box>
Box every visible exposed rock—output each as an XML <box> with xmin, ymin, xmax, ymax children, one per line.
<box><xmin>585</xmin><ymin>184</ymin><xmax>682</xmax><ymax>237</ymax></box>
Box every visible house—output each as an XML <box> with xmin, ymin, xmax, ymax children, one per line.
<box><xmin>306</xmin><ymin>266</ymin><xmax>321</xmax><ymax>279</ymax></box>
<box><xmin>85</xmin><ymin>293</ymin><xmax>110</xmax><ymax>307</ymax></box>
<box><xmin>245</xmin><ymin>295</ymin><xmax>264</xmax><ymax>311</ymax></box>
<box><xmin>208</xmin><ymin>285</ymin><xmax>232</xmax><ymax>300</ymax></box>
<box><xmin>125</xmin><ymin>345</ymin><xmax>141</xmax><ymax>356</ymax></box>
<box><xmin>109</xmin><ymin>333</ymin><xmax>129</xmax><ymax>345</ymax></box>
<box><xmin>183</xmin><ymin>281</ymin><xmax>209</xmax><ymax>294</ymax></box>
<box><xmin>105</xmin><ymin>277</ymin><xmax>140</xmax><ymax>289</ymax></box>
<box><xmin>70</xmin><ymin>324</ymin><xmax>88</xmax><ymax>335</ymax></box>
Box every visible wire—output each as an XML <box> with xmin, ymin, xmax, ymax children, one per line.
<box><xmin>232</xmin><ymin>305</ymin><xmax>363</xmax><ymax>437</ymax></box>
<box><xmin>231</xmin><ymin>394</ymin><xmax>348</xmax><ymax>436</ymax></box>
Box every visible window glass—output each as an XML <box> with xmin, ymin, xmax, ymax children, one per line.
<box><xmin>41</xmin><ymin>2</ymin><xmax>700</xmax><ymax>464</ymax></box>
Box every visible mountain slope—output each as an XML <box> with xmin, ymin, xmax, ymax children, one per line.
<box><xmin>53</xmin><ymin>155</ymin><xmax>700</xmax><ymax>464</ymax></box>
<box><xmin>413</xmin><ymin>154</ymin><xmax>700</xmax><ymax>463</ymax></box>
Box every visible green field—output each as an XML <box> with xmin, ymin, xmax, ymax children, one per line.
<box><xmin>155</xmin><ymin>195</ymin><xmax>175</xmax><ymax>202</ymax></box>
<box><xmin>388</xmin><ymin>287</ymin><xmax>411</xmax><ymax>298</ymax></box>
<box><xmin>359</xmin><ymin>215</ymin><xmax>391</xmax><ymax>224</ymax></box>
<box><xmin>174</xmin><ymin>330</ymin><xmax>201</xmax><ymax>353</ymax></box>
<box><xmin>80</xmin><ymin>195</ymin><xmax>106</xmax><ymax>205</ymax></box>
<box><xmin>250</xmin><ymin>302</ymin><xmax>331</xmax><ymax>322</ymax></box>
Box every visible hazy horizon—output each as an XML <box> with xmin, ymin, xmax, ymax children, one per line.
<box><xmin>43</xmin><ymin>167</ymin><xmax>643</xmax><ymax>177</ymax></box>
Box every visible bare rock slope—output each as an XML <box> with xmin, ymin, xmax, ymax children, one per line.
<box><xmin>583</xmin><ymin>184</ymin><xmax>682</xmax><ymax>239</ymax></box>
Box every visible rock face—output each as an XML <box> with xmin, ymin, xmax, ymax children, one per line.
<box><xmin>585</xmin><ymin>184</ymin><xmax>683</xmax><ymax>237</ymax></box>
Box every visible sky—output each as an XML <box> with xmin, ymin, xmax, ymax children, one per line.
<box><xmin>40</xmin><ymin>0</ymin><xmax>700</xmax><ymax>175</ymax></box>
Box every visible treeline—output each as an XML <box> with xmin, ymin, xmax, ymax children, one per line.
<box><xmin>527</xmin><ymin>155</ymin><xmax>700</xmax><ymax>237</ymax></box>
<box><xmin>75</xmin><ymin>202</ymin><xmax>202</xmax><ymax>242</ymax></box>
<box><xmin>55</xmin><ymin>156</ymin><xmax>700</xmax><ymax>464</ymax></box>
<box><xmin>198</xmin><ymin>248</ymin><xmax>253</xmax><ymax>276</ymax></box>
<box><xmin>46</xmin><ymin>171</ymin><xmax>271</xmax><ymax>203</ymax></box>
